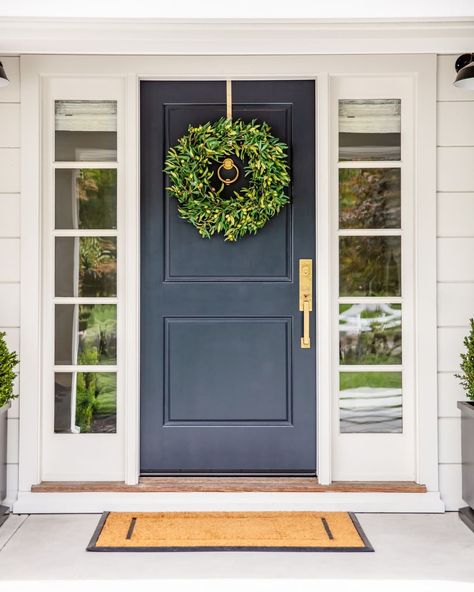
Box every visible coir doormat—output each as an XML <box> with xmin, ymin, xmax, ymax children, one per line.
<box><xmin>87</xmin><ymin>511</ymin><xmax>373</xmax><ymax>552</ymax></box>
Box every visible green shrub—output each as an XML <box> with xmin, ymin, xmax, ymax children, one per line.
<box><xmin>0</xmin><ymin>331</ymin><xmax>19</xmax><ymax>409</ymax></box>
<box><xmin>456</xmin><ymin>318</ymin><xmax>474</xmax><ymax>401</ymax></box>
<box><xmin>75</xmin><ymin>347</ymin><xmax>100</xmax><ymax>432</ymax></box>
<box><xmin>76</xmin><ymin>372</ymin><xmax>98</xmax><ymax>433</ymax></box>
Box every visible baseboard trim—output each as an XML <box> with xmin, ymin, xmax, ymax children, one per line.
<box><xmin>13</xmin><ymin>491</ymin><xmax>445</xmax><ymax>514</ymax></box>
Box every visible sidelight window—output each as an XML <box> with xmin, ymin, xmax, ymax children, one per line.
<box><xmin>52</xmin><ymin>100</ymin><xmax>118</xmax><ymax>434</ymax></box>
<box><xmin>337</xmin><ymin>99</ymin><xmax>403</xmax><ymax>434</ymax></box>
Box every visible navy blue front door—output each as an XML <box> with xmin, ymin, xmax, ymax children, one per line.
<box><xmin>140</xmin><ymin>80</ymin><xmax>316</xmax><ymax>474</ymax></box>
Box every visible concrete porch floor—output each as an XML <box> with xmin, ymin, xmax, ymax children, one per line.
<box><xmin>0</xmin><ymin>512</ymin><xmax>473</xmax><ymax>590</ymax></box>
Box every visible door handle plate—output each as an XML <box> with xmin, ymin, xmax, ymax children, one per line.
<box><xmin>299</xmin><ymin>259</ymin><xmax>313</xmax><ymax>349</ymax></box>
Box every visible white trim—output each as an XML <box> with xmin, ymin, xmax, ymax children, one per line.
<box><xmin>13</xmin><ymin>491</ymin><xmax>445</xmax><ymax>514</ymax></box>
<box><xmin>337</xmin><ymin>229</ymin><xmax>403</xmax><ymax>236</ymax></box>
<box><xmin>338</xmin><ymin>297</ymin><xmax>403</xmax><ymax>304</ymax></box>
<box><xmin>315</xmin><ymin>72</ymin><xmax>332</xmax><ymax>485</ymax></box>
<box><xmin>413</xmin><ymin>55</ymin><xmax>439</xmax><ymax>491</ymax></box>
<box><xmin>331</xmin><ymin>75</ymin><xmax>417</xmax><ymax>482</ymax></box>
<box><xmin>339</xmin><ymin>366</ymin><xmax>403</xmax><ymax>373</ymax></box>
<box><xmin>40</xmin><ymin>75</ymin><xmax>126</xmax><ymax>481</ymax></box>
<box><xmin>53</xmin><ymin>298</ymin><xmax>118</xmax><ymax>304</ymax></box>
<box><xmin>18</xmin><ymin>56</ymin><xmax>42</xmax><ymax>493</ymax></box>
<box><xmin>123</xmin><ymin>73</ymin><xmax>140</xmax><ymax>485</ymax></box>
<box><xmin>53</xmin><ymin>161</ymin><xmax>117</xmax><ymax>169</ymax></box>
<box><xmin>53</xmin><ymin>365</ymin><xmax>118</xmax><ymax>373</ymax></box>
<box><xmin>1</xmin><ymin>17</ymin><xmax>473</xmax><ymax>55</ymax></box>
<box><xmin>52</xmin><ymin>230</ymin><xmax>118</xmax><ymax>237</ymax></box>
<box><xmin>315</xmin><ymin>72</ymin><xmax>333</xmax><ymax>485</ymax></box>
<box><xmin>18</xmin><ymin>54</ymin><xmax>440</xmax><ymax>508</ymax></box>
<box><xmin>337</xmin><ymin>161</ymin><xmax>402</xmax><ymax>169</ymax></box>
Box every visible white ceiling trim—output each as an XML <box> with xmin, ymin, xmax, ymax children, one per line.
<box><xmin>1</xmin><ymin>17</ymin><xmax>473</xmax><ymax>55</ymax></box>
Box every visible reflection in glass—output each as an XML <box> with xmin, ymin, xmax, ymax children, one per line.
<box><xmin>339</xmin><ymin>168</ymin><xmax>401</xmax><ymax>229</ymax></box>
<box><xmin>339</xmin><ymin>303</ymin><xmax>402</xmax><ymax>364</ymax></box>
<box><xmin>55</xmin><ymin>169</ymin><xmax>117</xmax><ymax>229</ymax></box>
<box><xmin>55</xmin><ymin>304</ymin><xmax>117</xmax><ymax>366</ymax></box>
<box><xmin>339</xmin><ymin>372</ymin><xmax>402</xmax><ymax>433</ymax></box>
<box><xmin>339</xmin><ymin>99</ymin><xmax>401</xmax><ymax>161</ymax></box>
<box><xmin>339</xmin><ymin>236</ymin><xmax>401</xmax><ymax>296</ymax></box>
<box><xmin>54</xmin><ymin>372</ymin><xmax>116</xmax><ymax>433</ymax></box>
<box><xmin>55</xmin><ymin>236</ymin><xmax>117</xmax><ymax>297</ymax></box>
<box><xmin>55</xmin><ymin>100</ymin><xmax>117</xmax><ymax>161</ymax></box>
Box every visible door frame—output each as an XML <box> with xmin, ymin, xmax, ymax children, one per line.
<box><xmin>134</xmin><ymin>74</ymin><xmax>325</xmax><ymax>482</ymax></box>
<box><xmin>16</xmin><ymin>54</ymin><xmax>439</xmax><ymax>507</ymax></box>
<box><xmin>139</xmin><ymin>79</ymin><xmax>318</xmax><ymax>476</ymax></box>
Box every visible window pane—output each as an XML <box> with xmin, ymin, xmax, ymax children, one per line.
<box><xmin>339</xmin><ymin>236</ymin><xmax>401</xmax><ymax>297</ymax></box>
<box><xmin>55</xmin><ymin>169</ymin><xmax>117</xmax><ymax>229</ymax></box>
<box><xmin>339</xmin><ymin>99</ymin><xmax>401</xmax><ymax>161</ymax></box>
<box><xmin>55</xmin><ymin>237</ymin><xmax>117</xmax><ymax>297</ymax></box>
<box><xmin>55</xmin><ymin>100</ymin><xmax>117</xmax><ymax>161</ymax></box>
<box><xmin>339</xmin><ymin>303</ymin><xmax>402</xmax><ymax>364</ymax></box>
<box><xmin>339</xmin><ymin>372</ymin><xmax>402</xmax><ymax>433</ymax></box>
<box><xmin>54</xmin><ymin>372</ymin><xmax>116</xmax><ymax>433</ymax></box>
<box><xmin>339</xmin><ymin>168</ymin><xmax>401</xmax><ymax>229</ymax></box>
<box><xmin>55</xmin><ymin>304</ymin><xmax>117</xmax><ymax>365</ymax></box>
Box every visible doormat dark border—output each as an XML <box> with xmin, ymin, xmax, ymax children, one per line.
<box><xmin>87</xmin><ymin>511</ymin><xmax>374</xmax><ymax>552</ymax></box>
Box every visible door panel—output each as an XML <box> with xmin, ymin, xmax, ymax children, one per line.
<box><xmin>165</xmin><ymin>103</ymin><xmax>292</xmax><ymax>281</ymax></box>
<box><xmin>165</xmin><ymin>318</ymin><xmax>291</xmax><ymax>422</ymax></box>
<box><xmin>140</xmin><ymin>80</ymin><xmax>316</xmax><ymax>474</ymax></box>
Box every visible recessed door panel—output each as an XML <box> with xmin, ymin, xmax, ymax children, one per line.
<box><xmin>165</xmin><ymin>104</ymin><xmax>292</xmax><ymax>281</ymax></box>
<box><xmin>165</xmin><ymin>318</ymin><xmax>291</xmax><ymax>423</ymax></box>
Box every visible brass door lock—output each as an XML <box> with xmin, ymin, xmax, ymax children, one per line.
<box><xmin>299</xmin><ymin>259</ymin><xmax>313</xmax><ymax>349</ymax></box>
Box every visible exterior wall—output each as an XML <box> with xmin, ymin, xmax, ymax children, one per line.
<box><xmin>1</xmin><ymin>52</ymin><xmax>473</xmax><ymax>508</ymax></box>
<box><xmin>0</xmin><ymin>57</ymin><xmax>21</xmax><ymax>505</ymax></box>
<box><xmin>436</xmin><ymin>55</ymin><xmax>474</xmax><ymax>511</ymax></box>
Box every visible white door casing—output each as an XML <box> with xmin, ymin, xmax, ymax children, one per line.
<box><xmin>16</xmin><ymin>54</ymin><xmax>439</xmax><ymax>511</ymax></box>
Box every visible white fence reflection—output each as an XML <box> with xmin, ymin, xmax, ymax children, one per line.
<box><xmin>340</xmin><ymin>386</ymin><xmax>402</xmax><ymax>433</ymax></box>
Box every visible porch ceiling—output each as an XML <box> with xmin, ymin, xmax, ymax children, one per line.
<box><xmin>0</xmin><ymin>17</ymin><xmax>473</xmax><ymax>55</ymax></box>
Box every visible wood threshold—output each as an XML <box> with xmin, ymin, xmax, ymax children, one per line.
<box><xmin>31</xmin><ymin>478</ymin><xmax>427</xmax><ymax>494</ymax></box>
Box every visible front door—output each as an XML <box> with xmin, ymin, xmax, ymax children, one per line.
<box><xmin>140</xmin><ymin>80</ymin><xmax>316</xmax><ymax>474</ymax></box>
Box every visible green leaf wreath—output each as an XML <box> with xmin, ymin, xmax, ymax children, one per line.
<box><xmin>164</xmin><ymin>117</ymin><xmax>290</xmax><ymax>241</ymax></box>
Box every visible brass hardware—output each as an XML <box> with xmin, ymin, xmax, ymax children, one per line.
<box><xmin>226</xmin><ymin>80</ymin><xmax>232</xmax><ymax>120</ymax></box>
<box><xmin>302</xmin><ymin>300</ymin><xmax>310</xmax><ymax>348</ymax></box>
<box><xmin>217</xmin><ymin>157</ymin><xmax>240</xmax><ymax>185</ymax></box>
<box><xmin>299</xmin><ymin>259</ymin><xmax>313</xmax><ymax>349</ymax></box>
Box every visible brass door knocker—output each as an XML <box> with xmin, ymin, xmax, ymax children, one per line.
<box><xmin>217</xmin><ymin>157</ymin><xmax>240</xmax><ymax>185</ymax></box>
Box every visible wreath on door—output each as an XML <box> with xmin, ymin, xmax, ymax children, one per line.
<box><xmin>164</xmin><ymin>116</ymin><xmax>290</xmax><ymax>242</ymax></box>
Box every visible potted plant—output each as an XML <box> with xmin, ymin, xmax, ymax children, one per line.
<box><xmin>457</xmin><ymin>318</ymin><xmax>474</xmax><ymax>532</ymax></box>
<box><xmin>0</xmin><ymin>332</ymin><xmax>19</xmax><ymax>527</ymax></box>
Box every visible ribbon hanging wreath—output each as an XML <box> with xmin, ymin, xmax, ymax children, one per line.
<box><xmin>164</xmin><ymin>85</ymin><xmax>291</xmax><ymax>242</ymax></box>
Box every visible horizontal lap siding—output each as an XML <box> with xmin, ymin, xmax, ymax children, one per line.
<box><xmin>437</xmin><ymin>55</ymin><xmax>474</xmax><ymax>510</ymax></box>
<box><xmin>0</xmin><ymin>56</ymin><xmax>20</xmax><ymax>506</ymax></box>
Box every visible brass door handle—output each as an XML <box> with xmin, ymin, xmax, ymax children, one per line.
<box><xmin>299</xmin><ymin>259</ymin><xmax>313</xmax><ymax>349</ymax></box>
<box><xmin>301</xmin><ymin>300</ymin><xmax>310</xmax><ymax>348</ymax></box>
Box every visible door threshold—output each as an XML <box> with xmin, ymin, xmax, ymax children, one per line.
<box><xmin>31</xmin><ymin>478</ymin><xmax>427</xmax><ymax>494</ymax></box>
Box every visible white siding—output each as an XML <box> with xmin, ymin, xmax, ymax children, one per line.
<box><xmin>437</xmin><ymin>193</ymin><xmax>474</xmax><ymax>237</ymax></box>
<box><xmin>439</xmin><ymin>464</ymin><xmax>464</xmax><ymax>510</ymax></box>
<box><xmin>437</xmin><ymin>54</ymin><xmax>474</xmax><ymax>510</ymax></box>
<box><xmin>0</xmin><ymin>196</ymin><xmax>20</xmax><ymax>237</ymax></box>
<box><xmin>0</xmin><ymin>56</ymin><xmax>20</xmax><ymax>506</ymax></box>
<box><xmin>437</xmin><ymin>102</ymin><xmax>474</xmax><ymax>147</ymax></box>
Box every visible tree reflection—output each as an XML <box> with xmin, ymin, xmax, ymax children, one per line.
<box><xmin>339</xmin><ymin>168</ymin><xmax>400</xmax><ymax>229</ymax></box>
